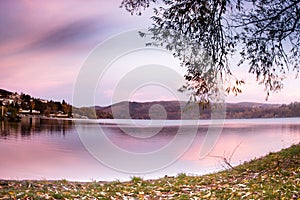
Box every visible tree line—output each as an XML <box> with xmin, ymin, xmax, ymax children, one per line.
<box><xmin>95</xmin><ymin>101</ymin><xmax>300</xmax><ymax>120</ymax></box>
<box><xmin>0</xmin><ymin>92</ymin><xmax>72</xmax><ymax>120</ymax></box>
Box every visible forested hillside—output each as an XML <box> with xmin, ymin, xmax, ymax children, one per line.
<box><xmin>95</xmin><ymin>101</ymin><xmax>300</xmax><ymax>120</ymax></box>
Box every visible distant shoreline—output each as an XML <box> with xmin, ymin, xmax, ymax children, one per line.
<box><xmin>2</xmin><ymin>88</ymin><xmax>300</xmax><ymax>120</ymax></box>
<box><xmin>16</xmin><ymin>116</ymin><xmax>300</xmax><ymax>126</ymax></box>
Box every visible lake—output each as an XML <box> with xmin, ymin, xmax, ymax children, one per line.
<box><xmin>0</xmin><ymin>117</ymin><xmax>299</xmax><ymax>181</ymax></box>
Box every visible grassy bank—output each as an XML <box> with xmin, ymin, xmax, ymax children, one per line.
<box><xmin>1</xmin><ymin>144</ymin><xmax>299</xmax><ymax>199</ymax></box>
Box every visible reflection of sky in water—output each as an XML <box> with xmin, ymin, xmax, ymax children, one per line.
<box><xmin>0</xmin><ymin>118</ymin><xmax>300</xmax><ymax>181</ymax></box>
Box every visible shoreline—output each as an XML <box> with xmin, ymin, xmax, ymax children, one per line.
<box><xmin>16</xmin><ymin>116</ymin><xmax>300</xmax><ymax>127</ymax></box>
<box><xmin>1</xmin><ymin>143</ymin><xmax>299</xmax><ymax>199</ymax></box>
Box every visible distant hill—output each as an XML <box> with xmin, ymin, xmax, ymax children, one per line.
<box><xmin>227</xmin><ymin>102</ymin><xmax>280</xmax><ymax>108</ymax></box>
<box><xmin>2</xmin><ymin>88</ymin><xmax>299</xmax><ymax>119</ymax></box>
<box><xmin>95</xmin><ymin>101</ymin><xmax>187</xmax><ymax>119</ymax></box>
<box><xmin>95</xmin><ymin>100</ymin><xmax>297</xmax><ymax>120</ymax></box>
<box><xmin>225</xmin><ymin>102</ymin><xmax>282</xmax><ymax>119</ymax></box>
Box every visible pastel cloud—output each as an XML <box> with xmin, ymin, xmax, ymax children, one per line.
<box><xmin>14</xmin><ymin>17</ymin><xmax>106</xmax><ymax>55</ymax></box>
<box><xmin>0</xmin><ymin>1</ymin><xmax>114</xmax><ymax>56</ymax></box>
<box><xmin>0</xmin><ymin>0</ymin><xmax>151</xmax><ymax>103</ymax></box>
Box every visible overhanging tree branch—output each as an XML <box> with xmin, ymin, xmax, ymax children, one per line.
<box><xmin>121</xmin><ymin>0</ymin><xmax>300</xmax><ymax>101</ymax></box>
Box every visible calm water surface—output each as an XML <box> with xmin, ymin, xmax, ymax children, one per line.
<box><xmin>0</xmin><ymin>117</ymin><xmax>299</xmax><ymax>181</ymax></box>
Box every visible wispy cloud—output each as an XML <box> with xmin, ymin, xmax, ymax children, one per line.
<box><xmin>0</xmin><ymin>0</ymin><xmax>118</xmax><ymax>102</ymax></box>
<box><xmin>15</xmin><ymin>17</ymin><xmax>105</xmax><ymax>54</ymax></box>
<box><xmin>0</xmin><ymin>0</ymin><xmax>120</xmax><ymax>57</ymax></box>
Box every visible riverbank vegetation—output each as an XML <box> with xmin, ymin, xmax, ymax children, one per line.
<box><xmin>1</xmin><ymin>143</ymin><xmax>299</xmax><ymax>199</ymax></box>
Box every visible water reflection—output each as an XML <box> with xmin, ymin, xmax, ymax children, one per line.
<box><xmin>0</xmin><ymin>117</ymin><xmax>74</xmax><ymax>140</ymax></box>
<box><xmin>102</xmin><ymin>125</ymin><xmax>209</xmax><ymax>153</ymax></box>
<box><xmin>0</xmin><ymin>118</ymin><xmax>299</xmax><ymax>181</ymax></box>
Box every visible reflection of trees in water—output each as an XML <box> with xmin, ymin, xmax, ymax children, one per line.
<box><xmin>281</xmin><ymin>124</ymin><xmax>300</xmax><ymax>134</ymax></box>
<box><xmin>0</xmin><ymin>117</ymin><xmax>74</xmax><ymax>139</ymax></box>
<box><xmin>223</xmin><ymin>123</ymin><xmax>300</xmax><ymax>134</ymax></box>
<box><xmin>253</xmin><ymin>124</ymin><xmax>300</xmax><ymax>135</ymax></box>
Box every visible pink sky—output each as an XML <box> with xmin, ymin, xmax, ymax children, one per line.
<box><xmin>1</xmin><ymin>0</ymin><xmax>299</xmax><ymax>105</ymax></box>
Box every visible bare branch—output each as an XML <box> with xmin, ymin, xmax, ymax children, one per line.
<box><xmin>208</xmin><ymin>142</ymin><xmax>242</xmax><ymax>171</ymax></box>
